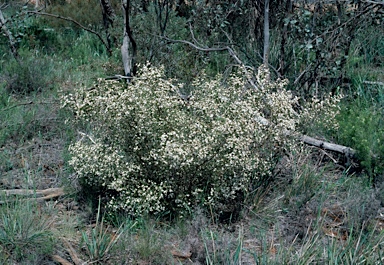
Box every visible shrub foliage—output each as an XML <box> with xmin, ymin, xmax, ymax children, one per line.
<box><xmin>62</xmin><ymin>65</ymin><xmax>338</xmax><ymax>216</ymax></box>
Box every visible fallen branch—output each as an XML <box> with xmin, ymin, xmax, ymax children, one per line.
<box><xmin>257</xmin><ymin>115</ymin><xmax>356</xmax><ymax>159</ymax></box>
<box><xmin>171</xmin><ymin>249</ymin><xmax>192</xmax><ymax>260</ymax></box>
<box><xmin>51</xmin><ymin>255</ymin><xmax>73</xmax><ymax>265</ymax></box>
<box><xmin>363</xmin><ymin>81</ymin><xmax>384</xmax><ymax>86</ymax></box>
<box><xmin>1</xmin><ymin>100</ymin><xmax>59</xmax><ymax>112</ymax></box>
<box><xmin>301</xmin><ymin>135</ymin><xmax>356</xmax><ymax>158</ymax></box>
<box><xmin>62</xmin><ymin>238</ymin><xmax>84</xmax><ymax>265</ymax></box>
<box><xmin>0</xmin><ymin>187</ymin><xmax>65</xmax><ymax>204</ymax></box>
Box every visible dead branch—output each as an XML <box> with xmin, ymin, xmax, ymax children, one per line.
<box><xmin>301</xmin><ymin>135</ymin><xmax>355</xmax><ymax>158</ymax></box>
<box><xmin>62</xmin><ymin>238</ymin><xmax>84</xmax><ymax>265</ymax></box>
<box><xmin>1</xmin><ymin>101</ymin><xmax>33</xmax><ymax>111</ymax></box>
<box><xmin>363</xmin><ymin>80</ymin><xmax>384</xmax><ymax>86</ymax></box>
<box><xmin>51</xmin><ymin>255</ymin><xmax>73</xmax><ymax>265</ymax></box>
<box><xmin>0</xmin><ymin>187</ymin><xmax>65</xmax><ymax>204</ymax></box>
<box><xmin>1</xmin><ymin>100</ymin><xmax>59</xmax><ymax>111</ymax></box>
<box><xmin>171</xmin><ymin>249</ymin><xmax>192</xmax><ymax>259</ymax></box>
<box><xmin>122</xmin><ymin>0</ymin><xmax>137</xmax><ymax>78</ymax></box>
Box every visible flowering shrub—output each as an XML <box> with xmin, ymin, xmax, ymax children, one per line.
<box><xmin>62</xmin><ymin>64</ymin><xmax>338</xmax><ymax>216</ymax></box>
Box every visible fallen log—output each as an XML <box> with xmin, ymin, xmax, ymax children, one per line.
<box><xmin>301</xmin><ymin>135</ymin><xmax>356</xmax><ymax>158</ymax></box>
<box><xmin>300</xmin><ymin>135</ymin><xmax>356</xmax><ymax>158</ymax></box>
<box><xmin>255</xmin><ymin>116</ymin><xmax>356</xmax><ymax>158</ymax></box>
<box><xmin>0</xmin><ymin>187</ymin><xmax>65</xmax><ymax>204</ymax></box>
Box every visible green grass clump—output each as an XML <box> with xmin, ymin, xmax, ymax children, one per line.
<box><xmin>0</xmin><ymin>199</ymin><xmax>55</xmax><ymax>263</ymax></box>
<box><xmin>1</xmin><ymin>55</ymin><xmax>56</xmax><ymax>95</ymax></box>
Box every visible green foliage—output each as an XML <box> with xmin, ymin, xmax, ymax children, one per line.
<box><xmin>10</xmin><ymin>12</ymin><xmax>59</xmax><ymax>52</ymax></box>
<box><xmin>1</xmin><ymin>53</ymin><xmax>56</xmax><ymax>95</ymax></box>
<box><xmin>0</xmin><ymin>199</ymin><xmax>55</xmax><ymax>263</ymax></box>
<box><xmin>334</xmin><ymin>18</ymin><xmax>384</xmax><ymax>179</ymax></box>
<box><xmin>203</xmin><ymin>227</ymin><xmax>246</xmax><ymax>265</ymax></box>
<box><xmin>133</xmin><ymin>4</ymin><xmax>198</xmax><ymax>81</ymax></box>
<box><xmin>351</xmin><ymin>26</ymin><xmax>384</xmax><ymax>67</ymax></box>
<box><xmin>62</xmin><ymin>64</ymin><xmax>304</xmax><ymax>217</ymax></box>
<box><xmin>131</xmin><ymin>219</ymin><xmax>165</xmax><ymax>262</ymax></box>
<box><xmin>336</xmin><ymin>88</ymin><xmax>384</xmax><ymax>178</ymax></box>
<box><xmin>0</xmin><ymin>1</ymin><xmax>383</xmax><ymax>263</ymax></box>
<box><xmin>63</xmin><ymin>31</ymin><xmax>109</xmax><ymax>63</ymax></box>
<box><xmin>81</xmin><ymin>199</ymin><xmax>125</xmax><ymax>263</ymax></box>
<box><xmin>45</xmin><ymin>0</ymin><xmax>103</xmax><ymax>30</ymax></box>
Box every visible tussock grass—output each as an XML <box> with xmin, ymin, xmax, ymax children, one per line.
<box><xmin>0</xmin><ymin>198</ymin><xmax>55</xmax><ymax>263</ymax></box>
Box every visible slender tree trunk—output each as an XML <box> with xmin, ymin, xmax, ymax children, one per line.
<box><xmin>263</xmin><ymin>0</ymin><xmax>270</xmax><ymax>66</ymax></box>
<box><xmin>154</xmin><ymin>0</ymin><xmax>171</xmax><ymax>36</ymax></box>
<box><xmin>121</xmin><ymin>0</ymin><xmax>137</xmax><ymax>78</ymax></box>
<box><xmin>99</xmin><ymin>0</ymin><xmax>116</xmax><ymax>54</ymax></box>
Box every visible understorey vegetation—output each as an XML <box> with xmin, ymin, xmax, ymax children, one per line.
<box><xmin>0</xmin><ymin>0</ymin><xmax>383</xmax><ymax>264</ymax></box>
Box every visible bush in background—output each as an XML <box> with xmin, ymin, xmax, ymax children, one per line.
<box><xmin>62</xmin><ymin>64</ymin><xmax>339</xmax><ymax>218</ymax></box>
<box><xmin>1</xmin><ymin>54</ymin><xmax>56</xmax><ymax>95</ymax></box>
<box><xmin>336</xmin><ymin>83</ymin><xmax>384</xmax><ymax>179</ymax></box>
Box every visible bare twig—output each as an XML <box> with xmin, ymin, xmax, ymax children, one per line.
<box><xmin>104</xmin><ymin>75</ymin><xmax>148</xmax><ymax>81</ymax></box>
<box><xmin>104</xmin><ymin>74</ymin><xmax>131</xmax><ymax>80</ymax></box>
<box><xmin>189</xmin><ymin>22</ymin><xmax>204</xmax><ymax>48</ymax></box>
<box><xmin>1</xmin><ymin>101</ymin><xmax>33</xmax><ymax>111</ymax></box>
<box><xmin>294</xmin><ymin>67</ymin><xmax>310</xmax><ymax>85</ymax></box>
<box><xmin>363</xmin><ymin>0</ymin><xmax>384</xmax><ymax>5</ymax></box>
<box><xmin>162</xmin><ymin>35</ymin><xmax>259</xmax><ymax>90</ymax></box>
<box><xmin>162</xmin><ymin>36</ymin><xmax>229</xmax><ymax>53</ymax></box>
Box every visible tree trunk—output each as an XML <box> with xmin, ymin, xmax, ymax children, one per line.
<box><xmin>263</xmin><ymin>0</ymin><xmax>270</xmax><ymax>66</ymax></box>
<box><xmin>121</xmin><ymin>0</ymin><xmax>137</xmax><ymax>78</ymax></box>
<box><xmin>99</xmin><ymin>0</ymin><xmax>116</xmax><ymax>53</ymax></box>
